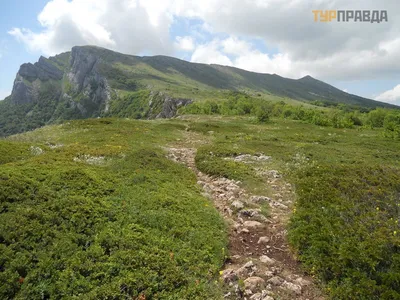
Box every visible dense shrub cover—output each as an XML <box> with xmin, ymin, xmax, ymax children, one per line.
<box><xmin>289</xmin><ymin>165</ymin><xmax>400</xmax><ymax>299</ymax></box>
<box><xmin>181</xmin><ymin>92</ymin><xmax>400</xmax><ymax>138</ymax></box>
<box><xmin>0</xmin><ymin>119</ymin><xmax>227</xmax><ymax>299</ymax></box>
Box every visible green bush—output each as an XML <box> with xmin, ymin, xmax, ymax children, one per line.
<box><xmin>0</xmin><ymin>119</ymin><xmax>227</xmax><ymax>299</ymax></box>
<box><xmin>289</xmin><ymin>164</ymin><xmax>400</xmax><ymax>299</ymax></box>
<box><xmin>181</xmin><ymin>93</ymin><xmax>400</xmax><ymax>139</ymax></box>
<box><xmin>255</xmin><ymin>105</ymin><xmax>271</xmax><ymax>123</ymax></box>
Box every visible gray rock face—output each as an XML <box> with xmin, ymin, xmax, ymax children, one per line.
<box><xmin>18</xmin><ymin>57</ymin><xmax>63</xmax><ymax>82</ymax></box>
<box><xmin>36</xmin><ymin>56</ymin><xmax>63</xmax><ymax>81</ymax></box>
<box><xmin>11</xmin><ymin>75</ymin><xmax>34</xmax><ymax>104</ymax></box>
<box><xmin>9</xmin><ymin>46</ymin><xmax>187</xmax><ymax>119</ymax></box>
<box><xmin>18</xmin><ymin>63</ymin><xmax>38</xmax><ymax>81</ymax></box>
<box><xmin>147</xmin><ymin>91</ymin><xmax>192</xmax><ymax>119</ymax></box>
<box><xmin>69</xmin><ymin>46</ymin><xmax>99</xmax><ymax>90</ymax></box>
<box><xmin>67</xmin><ymin>47</ymin><xmax>111</xmax><ymax>113</ymax></box>
<box><xmin>11</xmin><ymin>56</ymin><xmax>63</xmax><ymax>104</ymax></box>
<box><xmin>157</xmin><ymin>96</ymin><xmax>193</xmax><ymax>118</ymax></box>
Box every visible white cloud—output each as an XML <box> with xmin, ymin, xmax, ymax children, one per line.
<box><xmin>7</xmin><ymin>0</ymin><xmax>400</xmax><ymax>82</ymax></box>
<box><xmin>221</xmin><ymin>37</ymin><xmax>251</xmax><ymax>56</ymax></box>
<box><xmin>178</xmin><ymin>0</ymin><xmax>400</xmax><ymax>80</ymax></box>
<box><xmin>375</xmin><ymin>85</ymin><xmax>400</xmax><ymax>105</ymax></box>
<box><xmin>175</xmin><ymin>36</ymin><xmax>195</xmax><ymax>51</ymax></box>
<box><xmin>9</xmin><ymin>0</ymin><xmax>175</xmax><ymax>56</ymax></box>
<box><xmin>234</xmin><ymin>52</ymin><xmax>295</xmax><ymax>77</ymax></box>
<box><xmin>191</xmin><ymin>40</ymin><xmax>233</xmax><ymax>66</ymax></box>
<box><xmin>190</xmin><ymin>38</ymin><xmax>301</xmax><ymax>77</ymax></box>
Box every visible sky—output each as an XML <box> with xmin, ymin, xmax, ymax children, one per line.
<box><xmin>0</xmin><ymin>0</ymin><xmax>399</xmax><ymax>105</ymax></box>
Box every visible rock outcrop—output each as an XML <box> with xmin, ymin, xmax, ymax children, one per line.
<box><xmin>148</xmin><ymin>91</ymin><xmax>192</xmax><ymax>119</ymax></box>
<box><xmin>19</xmin><ymin>57</ymin><xmax>63</xmax><ymax>82</ymax></box>
<box><xmin>10</xmin><ymin>47</ymin><xmax>111</xmax><ymax>113</ymax></box>
<box><xmin>65</xmin><ymin>46</ymin><xmax>111</xmax><ymax>114</ymax></box>
<box><xmin>11</xmin><ymin>74</ymin><xmax>35</xmax><ymax>104</ymax></box>
<box><xmin>11</xmin><ymin>56</ymin><xmax>64</xmax><ymax>105</ymax></box>
<box><xmin>9</xmin><ymin>46</ymin><xmax>189</xmax><ymax>121</ymax></box>
<box><xmin>156</xmin><ymin>96</ymin><xmax>193</xmax><ymax>118</ymax></box>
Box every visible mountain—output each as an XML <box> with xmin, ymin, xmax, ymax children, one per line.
<box><xmin>0</xmin><ymin>45</ymin><xmax>396</xmax><ymax>136</ymax></box>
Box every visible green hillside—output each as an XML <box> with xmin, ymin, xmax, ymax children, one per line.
<box><xmin>0</xmin><ymin>46</ymin><xmax>397</xmax><ymax>137</ymax></box>
<box><xmin>2</xmin><ymin>45</ymin><xmax>400</xmax><ymax>299</ymax></box>
<box><xmin>0</xmin><ymin>119</ymin><xmax>227</xmax><ymax>299</ymax></box>
<box><xmin>1</xmin><ymin>114</ymin><xmax>400</xmax><ymax>299</ymax></box>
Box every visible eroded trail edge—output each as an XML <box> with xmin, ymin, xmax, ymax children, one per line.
<box><xmin>167</xmin><ymin>137</ymin><xmax>323</xmax><ymax>300</ymax></box>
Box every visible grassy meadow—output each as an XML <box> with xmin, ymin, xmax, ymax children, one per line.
<box><xmin>1</xmin><ymin>113</ymin><xmax>400</xmax><ymax>299</ymax></box>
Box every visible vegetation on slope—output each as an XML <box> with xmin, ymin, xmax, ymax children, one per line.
<box><xmin>181</xmin><ymin>91</ymin><xmax>400</xmax><ymax>139</ymax></box>
<box><xmin>0</xmin><ymin>119</ymin><xmax>227</xmax><ymax>299</ymax></box>
<box><xmin>2</xmin><ymin>45</ymin><xmax>397</xmax><ymax>139</ymax></box>
<box><xmin>177</xmin><ymin>115</ymin><xmax>400</xmax><ymax>299</ymax></box>
<box><xmin>2</xmin><ymin>91</ymin><xmax>400</xmax><ymax>299</ymax></box>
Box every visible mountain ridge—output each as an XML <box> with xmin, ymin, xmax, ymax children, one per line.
<box><xmin>0</xmin><ymin>45</ymin><xmax>397</xmax><ymax>137</ymax></box>
<box><xmin>4</xmin><ymin>45</ymin><xmax>394</xmax><ymax>107</ymax></box>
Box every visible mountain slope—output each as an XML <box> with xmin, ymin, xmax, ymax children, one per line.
<box><xmin>0</xmin><ymin>45</ymin><xmax>396</xmax><ymax>136</ymax></box>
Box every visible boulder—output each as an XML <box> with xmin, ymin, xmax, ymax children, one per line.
<box><xmin>243</xmin><ymin>221</ymin><xmax>263</xmax><ymax>228</ymax></box>
<box><xmin>244</xmin><ymin>277</ymin><xmax>266</xmax><ymax>291</ymax></box>
<box><xmin>259</xmin><ymin>255</ymin><xmax>275</xmax><ymax>266</ymax></box>
<box><xmin>258</xmin><ymin>236</ymin><xmax>270</xmax><ymax>244</ymax></box>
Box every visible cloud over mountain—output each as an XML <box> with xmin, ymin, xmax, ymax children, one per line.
<box><xmin>8</xmin><ymin>0</ymin><xmax>400</xmax><ymax>86</ymax></box>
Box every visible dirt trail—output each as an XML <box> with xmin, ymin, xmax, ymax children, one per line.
<box><xmin>167</xmin><ymin>131</ymin><xmax>324</xmax><ymax>300</ymax></box>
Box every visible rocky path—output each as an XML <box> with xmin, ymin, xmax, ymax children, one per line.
<box><xmin>167</xmin><ymin>133</ymin><xmax>324</xmax><ymax>300</ymax></box>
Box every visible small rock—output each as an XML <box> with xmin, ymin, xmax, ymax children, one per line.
<box><xmin>234</xmin><ymin>284</ymin><xmax>240</xmax><ymax>294</ymax></box>
<box><xmin>263</xmin><ymin>296</ymin><xmax>274</xmax><ymax>300</ymax></box>
<box><xmin>233</xmin><ymin>222</ymin><xmax>241</xmax><ymax>230</ymax></box>
<box><xmin>281</xmin><ymin>281</ymin><xmax>302</xmax><ymax>295</ymax></box>
<box><xmin>240</xmin><ymin>209</ymin><xmax>260</xmax><ymax>217</ymax></box>
<box><xmin>264</xmin><ymin>271</ymin><xmax>274</xmax><ymax>278</ymax></box>
<box><xmin>231</xmin><ymin>200</ymin><xmax>244</xmax><ymax>210</ymax></box>
<box><xmin>250</xmin><ymin>195</ymin><xmax>271</xmax><ymax>203</ymax></box>
<box><xmin>267</xmin><ymin>276</ymin><xmax>283</xmax><ymax>286</ymax></box>
<box><xmin>225</xmin><ymin>207</ymin><xmax>233</xmax><ymax>216</ymax></box>
<box><xmin>268</xmin><ymin>170</ymin><xmax>281</xmax><ymax>178</ymax></box>
<box><xmin>244</xmin><ymin>277</ymin><xmax>266</xmax><ymax>291</ymax></box>
<box><xmin>271</xmin><ymin>201</ymin><xmax>288</xmax><ymax>209</ymax></box>
<box><xmin>30</xmin><ymin>146</ymin><xmax>44</xmax><ymax>156</ymax></box>
<box><xmin>235</xmin><ymin>266</ymin><xmax>248</xmax><ymax>278</ymax></box>
<box><xmin>244</xmin><ymin>289</ymin><xmax>253</xmax><ymax>296</ymax></box>
<box><xmin>244</xmin><ymin>261</ymin><xmax>255</xmax><ymax>268</ymax></box>
<box><xmin>240</xmin><ymin>228</ymin><xmax>250</xmax><ymax>234</ymax></box>
<box><xmin>259</xmin><ymin>255</ymin><xmax>275</xmax><ymax>266</ymax></box>
<box><xmin>258</xmin><ymin>236</ymin><xmax>270</xmax><ymax>244</ymax></box>
<box><xmin>295</xmin><ymin>277</ymin><xmax>312</xmax><ymax>287</ymax></box>
<box><xmin>256</xmin><ymin>215</ymin><xmax>269</xmax><ymax>223</ymax></box>
<box><xmin>243</xmin><ymin>221</ymin><xmax>263</xmax><ymax>228</ymax></box>
<box><xmin>222</xmin><ymin>269</ymin><xmax>238</xmax><ymax>283</ymax></box>
<box><xmin>250</xmin><ymin>292</ymin><xmax>262</xmax><ymax>300</ymax></box>
<box><xmin>232</xmin><ymin>255</ymin><xmax>241</xmax><ymax>260</ymax></box>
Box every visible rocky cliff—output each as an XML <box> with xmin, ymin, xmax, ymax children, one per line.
<box><xmin>11</xmin><ymin>56</ymin><xmax>63</xmax><ymax>105</ymax></box>
<box><xmin>7</xmin><ymin>46</ymin><xmax>190</xmax><ymax>130</ymax></box>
